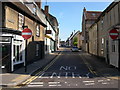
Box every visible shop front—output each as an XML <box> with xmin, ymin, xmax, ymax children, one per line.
<box><xmin>0</xmin><ymin>28</ymin><xmax>25</xmax><ymax>72</ymax></box>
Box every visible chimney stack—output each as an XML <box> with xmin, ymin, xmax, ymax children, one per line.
<box><xmin>44</xmin><ymin>5</ymin><xmax>49</xmax><ymax>17</ymax></box>
<box><xmin>36</xmin><ymin>2</ymin><xmax>41</xmax><ymax>9</ymax></box>
<box><xmin>83</xmin><ymin>7</ymin><xmax>86</xmax><ymax>12</ymax></box>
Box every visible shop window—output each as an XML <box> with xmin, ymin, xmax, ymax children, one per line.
<box><xmin>16</xmin><ymin>46</ymin><xmax>19</xmax><ymax>61</ymax></box>
<box><xmin>20</xmin><ymin>45</ymin><xmax>22</xmax><ymax>61</ymax></box>
<box><xmin>1</xmin><ymin>44</ymin><xmax>10</xmax><ymax>59</ymax></box>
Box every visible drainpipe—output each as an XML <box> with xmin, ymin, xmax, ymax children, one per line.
<box><xmin>118</xmin><ymin>2</ymin><xmax>120</xmax><ymax>71</ymax></box>
<box><xmin>118</xmin><ymin>30</ymin><xmax>120</xmax><ymax>71</ymax></box>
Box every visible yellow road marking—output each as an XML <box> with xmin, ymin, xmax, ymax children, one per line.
<box><xmin>12</xmin><ymin>75</ymin><xmax>28</xmax><ymax>82</ymax></box>
<box><xmin>107</xmin><ymin>77</ymin><xmax>120</xmax><ymax>80</ymax></box>
<box><xmin>80</xmin><ymin>54</ymin><xmax>98</xmax><ymax>76</ymax></box>
<box><xmin>15</xmin><ymin>51</ymin><xmax>62</xmax><ymax>88</ymax></box>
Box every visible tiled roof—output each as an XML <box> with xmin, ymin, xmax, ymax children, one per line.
<box><xmin>85</xmin><ymin>11</ymin><xmax>102</xmax><ymax>20</ymax></box>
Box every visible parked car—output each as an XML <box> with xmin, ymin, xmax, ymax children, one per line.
<box><xmin>71</xmin><ymin>47</ymin><xmax>79</xmax><ymax>52</ymax></box>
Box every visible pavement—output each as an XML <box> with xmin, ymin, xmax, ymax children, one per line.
<box><xmin>0</xmin><ymin>48</ymin><xmax>63</xmax><ymax>88</ymax></box>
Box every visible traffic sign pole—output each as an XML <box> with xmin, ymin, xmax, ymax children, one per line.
<box><xmin>21</xmin><ymin>28</ymin><xmax>32</xmax><ymax>72</ymax></box>
<box><xmin>25</xmin><ymin>39</ymin><xmax>27</xmax><ymax>72</ymax></box>
<box><xmin>118</xmin><ymin>33</ymin><xmax>120</xmax><ymax>71</ymax></box>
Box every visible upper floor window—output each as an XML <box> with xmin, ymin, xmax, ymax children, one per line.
<box><xmin>36</xmin><ymin>25</ymin><xmax>40</xmax><ymax>37</ymax></box>
<box><xmin>101</xmin><ymin>19</ymin><xmax>104</xmax><ymax>29</ymax></box>
<box><xmin>33</xmin><ymin>4</ymin><xmax>37</xmax><ymax>15</ymax></box>
<box><xmin>18</xmin><ymin>13</ymin><xmax>24</xmax><ymax>31</ymax></box>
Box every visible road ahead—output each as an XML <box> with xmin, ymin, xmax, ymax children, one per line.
<box><xmin>15</xmin><ymin>47</ymin><xmax>119</xmax><ymax>88</ymax></box>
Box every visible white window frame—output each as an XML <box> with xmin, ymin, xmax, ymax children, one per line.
<box><xmin>36</xmin><ymin>25</ymin><xmax>40</xmax><ymax>37</ymax></box>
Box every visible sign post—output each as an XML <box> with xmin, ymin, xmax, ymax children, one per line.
<box><xmin>22</xmin><ymin>28</ymin><xmax>32</xmax><ymax>72</ymax></box>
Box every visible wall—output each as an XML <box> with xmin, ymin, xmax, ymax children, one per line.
<box><xmin>89</xmin><ymin>24</ymin><xmax>97</xmax><ymax>55</ymax></box>
<box><xmin>5</xmin><ymin>6</ymin><xmax>18</xmax><ymax>30</ymax></box>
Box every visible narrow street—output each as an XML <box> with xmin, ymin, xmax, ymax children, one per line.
<box><xmin>14</xmin><ymin>47</ymin><xmax>119</xmax><ymax>88</ymax></box>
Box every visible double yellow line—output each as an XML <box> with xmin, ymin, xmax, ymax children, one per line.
<box><xmin>15</xmin><ymin>52</ymin><xmax>61</xmax><ymax>88</ymax></box>
<box><xmin>79</xmin><ymin>54</ymin><xmax>98</xmax><ymax>76</ymax></box>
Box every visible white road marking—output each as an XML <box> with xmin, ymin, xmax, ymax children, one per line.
<box><xmin>102</xmin><ymin>82</ymin><xmax>109</xmax><ymax>84</ymax></box>
<box><xmin>83</xmin><ymin>81</ymin><xmax>95</xmax><ymax>83</ymax></box>
<box><xmin>38</xmin><ymin>73</ymin><xmax>49</xmax><ymax>78</ymax></box>
<box><xmin>98</xmin><ymin>80</ymin><xmax>104</xmax><ymax>82</ymax></box>
<box><xmin>85</xmin><ymin>83</ymin><xmax>95</xmax><ymax>85</ymax></box>
<box><xmin>76</xmin><ymin>84</ymin><xmax>78</xmax><ymax>86</ymax></box>
<box><xmin>48</xmin><ymin>82</ymin><xmax>60</xmax><ymax>84</ymax></box>
<box><xmin>30</xmin><ymin>82</ymin><xmax>44</xmax><ymax>84</ymax></box>
<box><xmin>39</xmin><ymin>77</ymin><xmax>49</xmax><ymax>78</ymax></box>
<box><xmin>60</xmin><ymin>66</ymin><xmax>68</xmax><ymax>70</ymax></box>
<box><xmin>57</xmin><ymin>76</ymin><xmax>60</xmax><ymax>78</ymax></box>
<box><xmin>107</xmin><ymin>79</ymin><xmax>111</xmax><ymax>81</ymax></box>
<box><xmin>28</xmin><ymin>85</ymin><xmax>43</xmax><ymax>87</ymax></box>
<box><xmin>72</xmin><ymin>72</ymin><xmax>82</xmax><ymax>78</ymax></box>
<box><xmin>50</xmin><ymin>72</ymin><xmax>58</xmax><ymax>78</ymax></box>
<box><xmin>49</xmin><ymin>85</ymin><xmax>61</xmax><ymax>87</ymax></box>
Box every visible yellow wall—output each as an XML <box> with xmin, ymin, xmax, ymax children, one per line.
<box><xmin>5</xmin><ymin>6</ymin><xmax>18</xmax><ymax>30</ymax></box>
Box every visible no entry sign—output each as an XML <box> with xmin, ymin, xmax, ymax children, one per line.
<box><xmin>109</xmin><ymin>29</ymin><xmax>119</xmax><ymax>40</ymax></box>
<box><xmin>22</xmin><ymin>28</ymin><xmax>32</xmax><ymax>39</ymax></box>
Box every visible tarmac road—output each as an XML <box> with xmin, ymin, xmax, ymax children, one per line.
<box><xmin>2</xmin><ymin>47</ymin><xmax>120</xmax><ymax>89</ymax></box>
<box><xmin>20</xmin><ymin>48</ymin><xmax>119</xmax><ymax>88</ymax></box>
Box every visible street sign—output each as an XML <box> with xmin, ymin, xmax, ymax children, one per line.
<box><xmin>109</xmin><ymin>29</ymin><xmax>119</xmax><ymax>40</ymax></box>
<box><xmin>22</xmin><ymin>28</ymin><xmax>32</xmax><ymax>39</ymax></box>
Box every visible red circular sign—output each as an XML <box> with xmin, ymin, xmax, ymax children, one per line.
<box><xmin>22</xmin><ymin>28</ymin><xmax>32</xmax><ymax>39</ymax></box>
<box><xmin>109</xmin><ymin>29</ymin><xmax>119</xmax><ymax>40</ymax></box>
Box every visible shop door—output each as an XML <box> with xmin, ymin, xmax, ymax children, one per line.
<box><xmin>0</xmin><ymin>37</ymin><xmax>11</xmax><ymax>73</ymax></box>
<box><xmin>12</xmin><ymin>39</ymin><xmax>25</xmax><ymax>71</ymax></box>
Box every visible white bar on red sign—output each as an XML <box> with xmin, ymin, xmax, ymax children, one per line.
<box><xmin>22</xmin><ymin>33</ymin><xmax>32</xmax><ymax>35</ymax></box>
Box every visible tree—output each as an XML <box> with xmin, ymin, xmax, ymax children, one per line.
<box><xmin>73</xmin><ymin>37</ymin><xmax>78</xmax><ymax>46</ymax></box>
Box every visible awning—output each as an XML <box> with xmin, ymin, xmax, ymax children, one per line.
<box><xmin>0</xmin><ymin>27</ymin><xmax>22</xmax><ymax>35</ymax></box>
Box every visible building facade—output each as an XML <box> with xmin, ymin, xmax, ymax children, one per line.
<box><xmin>43</xmin><ymin>6</ymin><xmax>59</xmax><ymax>54</ymax></box>
<box><xmin>88</xmin><ymin>1</ymin><xmax>120</xmax><ymax>69</ymax></box>
<box><xmin>0</xmin><ymin>2</ymin><xmax>46</xmax><ymax>72</ymax></box>
<box><xmin>88</xmin><ymin>24</ymin><xmax>98</xmax><ymax>55</ymax></box>
<box><xmin>82</xmin><ymin>7</ymin><xmax>101</xmax><ymax>52</ymax></box>
<box><xmin>97</xmin><ymin>1</ymin><xmax>120</xmax><ymax>68</ymax></box>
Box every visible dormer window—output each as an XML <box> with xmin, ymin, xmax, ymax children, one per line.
<box><xmin>24</xmin><ymin>2</ymin><xmax>37</xmax><ymax>15</ymax></box>
<box><xmin>33</xmin><ymin>4</ymin><xmax>37</xmax><ymax>15</ymax></box>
